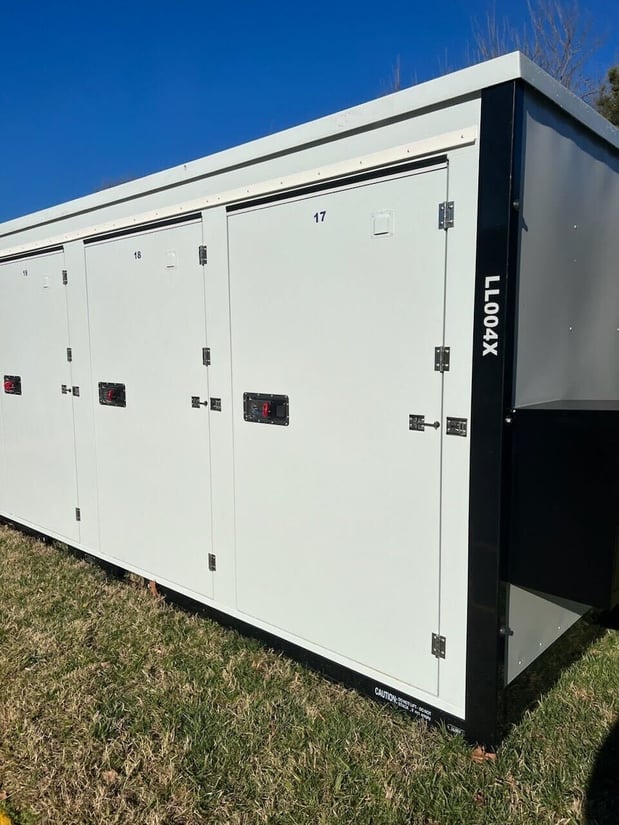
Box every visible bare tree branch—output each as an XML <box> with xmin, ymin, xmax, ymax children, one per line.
<box><xmin>471</xmin><ymin>0</ymin><xmax>603</xmax><ymax>99</ymax></box>
<box><xmin>391</xmin><ymin>55</ymin><xmax>402</xmax><ymax>93</ymax></box>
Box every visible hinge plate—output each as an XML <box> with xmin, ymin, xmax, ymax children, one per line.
<box><xmin>62</xmin><ymin>270</ymin><xmax>68</xmax><ymax>285</ymax></box>
<box><xmin>431</xmin><ymin>633</ymin><xmax>446</xmax><ymax>659</ymax></box>
<box><xmin>66</xmin><ymin>347</ymin><xmax>72</xmax><ymax>362</ymax></box>
<box><xmin>202</xmin><ymin>347</ymin><xmax>211</xmax><ymax>366</ymax></box>
<box><xmin>75</xmin><ymin>507</ymin><xmax>81</xmax><ymax>522</ymax></box>
<box><xmin>438</xmin><ymin>201</ymin><xmax>454</xmax><ymax>229</ymax></box>
<box><xmin>446</xmin><ymin>417</ymin><xmax>467</xmax><ymax>437</ymax></box>
<box><xmin>208</xmin><ymin>553</ymin><xmax>216</xmax><ymax>571</ymax></box>
<box><xmin>198</xmin><ymin>245</ymin><xmax>207</xmax><ymax>265</ymax></box>
<box><xmin>409</xmin><ymin>414</ymin><xmax>425</xmax><ymax>432</ymax></box>
<box><xmin>434</xmin><ymin>346</ymin><xmax>450</xmax><ymax>373</ymax></box>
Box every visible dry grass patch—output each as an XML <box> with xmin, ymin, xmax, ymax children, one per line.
<box><xmin>0</xmin><ymin>525</ymin><xmax>617</xmax><ymax>824</ymax></box>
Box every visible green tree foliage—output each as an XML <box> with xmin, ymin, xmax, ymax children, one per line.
<box><xmin>596</xmin><ymin>67</ymin><xmax>619</xmax><ymax>126</ymax></box>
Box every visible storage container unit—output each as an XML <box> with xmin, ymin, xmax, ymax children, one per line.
<box><xmin>0</xmin><ymin>53</ymin><xmax>617</xmax><ymax>745</ymax></box>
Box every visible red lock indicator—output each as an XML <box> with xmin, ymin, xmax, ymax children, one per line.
<box><xmin>3</xmin><ymin>375</ymin><xmax>21</xmax><ymax>395</ymax></box>
<box><xmin>98</xmin><ymin>382</ymin><xmax>126</xmax><ymax>407</ymax></box>
<box><xmin>243</xmin><ymin>392</ymin><xmax>289</xmax><ymax>426</ymax></box>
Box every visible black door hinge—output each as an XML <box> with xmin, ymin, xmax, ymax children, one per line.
<box><xmin>198</xmin><ymin>245</ymin><xmax>207</xmax><ymax>265</ymax></box>
<box><xmin>438</xmin><ymin>201</ymin><xmax>454</xmax><ymax>230</ymax></box>
<box><xmin>202</xmin><ymin>347</ymin><xmax>211</xmax><ymax>366</ymax></box>
<box><xmin>431</xmin><ymin>633</ymin><xmax>446</xmax><ymax>659</ymax></box>
<box><xmin>66</xmin><ymin>347</ymin><xmax>73</xmax><ymax>362</ymax></box>
<box><xmin>434</xmin><ymin>346</ymin><xmax>450</xmax><ymax>373</ymax></box>
<box><xmin>75</xmin><ymin>507</ymin><xmax>81</xmax><ymax>522</ymax></box>
<box><xmin>62</xmin><ymin>270</ymin><xmax>68</xmax><ymax>285</ymax></box>
<box><xmin>208</xmin><ymin>553</ymin><xmax>216</xmax><ymax>571</ymax></box>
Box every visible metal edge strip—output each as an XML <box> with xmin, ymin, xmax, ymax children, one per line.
<box><xmin>0</xmin><ymin>127</ymin><xmax>476</xmax><ymax>259</ymax></box>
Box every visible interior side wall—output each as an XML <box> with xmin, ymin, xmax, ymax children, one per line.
<box><xmin>505</xmin><ymin>585</ymin><xmax>589</xmax><ymax>683</ymax></box>
<box><xmin>515</xmin><ymin>92</ymin><xmax>619</xmax><ymax>406</ymax></box>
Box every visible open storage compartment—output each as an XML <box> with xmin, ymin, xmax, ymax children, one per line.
<box><xmin>505</xmin><ymin>88</ymin><xmax>619</xmax><ymax>610</ymax></box>
<box><xmin>507</xmin><ymin>401</ymin><xmax>619</xmax><ymax>609</ymax></box>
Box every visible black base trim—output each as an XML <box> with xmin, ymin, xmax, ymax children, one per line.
<box><xmin>159</xmin><ymin>586</ymin><xmax>466</xmax><ymax>737</ymax></box>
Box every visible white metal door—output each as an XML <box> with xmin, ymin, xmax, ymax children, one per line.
<box><xmin>228</xmin><ymin>166</ymin><xmax>447</xmax><ymax>695</ymax></box>
<box><xmin>85</xmin><ymin>219</ymin><xmax>214</xmax><ymax>598</ymax></box>
<box><xmin>0</xmin><ymin>251</ymin><xmax>79</xmax><ymax>540</ymax></box>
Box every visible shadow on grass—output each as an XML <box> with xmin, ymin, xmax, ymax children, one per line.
<box><xmin>584</xmin><ymin>606</ymin><xmax>619</xmax><ymax>825</ymax></box>
<box><xmin>585</xmin><ymin>715</ymin><xmax>619</xmax><ymax>825</ymax></box>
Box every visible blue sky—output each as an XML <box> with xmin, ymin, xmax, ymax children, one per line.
<box><xmin>0</xmin><ymin>0</ymin><xmax>616</xmax><ymax>222</ymax></box>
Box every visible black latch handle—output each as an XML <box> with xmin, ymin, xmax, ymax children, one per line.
<box><xmin>409</xmin><ymin>414</ymin><xmax>440</xmax><ymax>431</ymax></box>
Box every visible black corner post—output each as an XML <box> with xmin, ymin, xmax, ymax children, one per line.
<box><xmin>465</xmin><ymin>80</ymin><xmax>524</xmax><ymax>746</ymax></box>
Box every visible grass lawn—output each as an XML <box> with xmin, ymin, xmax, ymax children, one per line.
<box><xmin>0</xmin><ymin>525</ymin><xmax>617</xmax><ymax>824</ymax></box>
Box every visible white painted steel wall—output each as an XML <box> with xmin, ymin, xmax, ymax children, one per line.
<box><xmin>0</xmin><ymin>251</ymin><xmax>80</xmax><ymax>542</ymax></box>
<box><xmin>229</xmin><ymin>165</ymin><xmax>447</xmax><ymax>696</ymax></box>
<box><xmin>83</xmin><ymin>220</ymin><xmax>214</xmax><ymax>597</ymax></box>
<box><xmin>0</xmin><ymin>89</ymin><xmax>482</xmax><ymax>721</ymax></box>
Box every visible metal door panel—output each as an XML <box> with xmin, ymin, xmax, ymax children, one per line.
<box><xmin>0</xmin><ymin>251</ymin><xmax>79</xmax><ymax>540</ymax></box>
<box><xmin>228</xmin><ymin>167</ymin><xmax>447</xmax><ymax>695</ymax></box>
<box><xmin>85</xmin><ymin>221</ymin><xmax>213</xmax><ymax>597</ymax></box>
